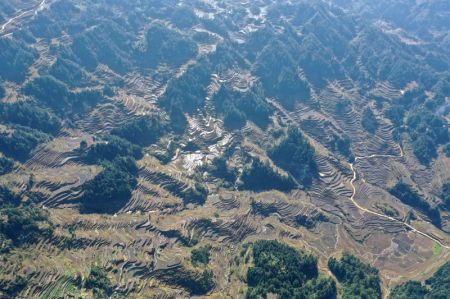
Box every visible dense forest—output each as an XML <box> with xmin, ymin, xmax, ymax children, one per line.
<box><xmin>361</xmin><ymin>107</ymin><xmax>379</xmax><ymax>134</ymax></box>
<box><xmin>443</xmin><ymin>183</ymin><xmax>450</xmax><ymax>210</ymax></box>
<box><xmin>389</xmin><ymin>182</ymin><xmax>441</xmax><ymax>227</ymax></box>
<box><xmin>214</xmin><ymin>85</ymin><xmax>272</xmax><ymax>130</ymax></box>
<box><xmin>0</xmin><ymin>186</ymin><xmax>53</xmax><ymax>254</ymax></box>
<box><xmin>390</xmin><ymin>262</ymin><xmax>450</xmax><ymax>299</ymax></box>
<box><xmin>406</xmin><ymin>110</ymin><xmax>449</xmax><ymax>164</ymax></box>
<box><xmin>0</xmin><ymin>126</ymin><xmax>50</xmax><ymax>162</ymax></box>
<box><xmin>328</xmin><ymin>254</ymin><xmax>381</xmax><ymax>299</ymax></box>
<box><xmin>246</xmin><ymin>240</ymin><xmax>336</xmax><ymax>299</ymax></box>
<box><xmin>85</xmin><ymin>265</ymin><xmax>113</xmax><ymax>298</ymax></box>
<box><xmin>191</xmin><ymin>245</ymin><xmax>212</xmax><ymax>267</ymax></box>
<box><xmin>0</xmin><ymin>101</ymin><xmax>62</xmax><ymax>135</ymax></box>
<box><xmin>111</xmin><ymin>115</ymin><xmax>167</xmax><ymax>147</ymax></box>
<box><xmin>80</xmin><ymin>156</ymin><xmax>138</xmax><ymax>214</ymax></box>
<box><xmin>240</xmin><ymin>157</ymin><xmax>296</xmax><ymax>192</ymax></box>
<box><xmin>0</xmin><ymin>156</ymin><xmax>14</xmax><ymax>176</ymax></box>
<box><xmin>0</xmin><ymin>0</ymin><xmax>449</xmax><ymax>297</ymax></box>
<box><xmin>269</xmin><ymin>127</ymin><xmax>317</xmax><ymax>186</ymax></box>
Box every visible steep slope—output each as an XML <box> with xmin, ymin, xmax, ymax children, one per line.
<box><xmin>0</xmin><ymin>0</ymin><xmax>449</xmax><ymax>298</ymax></box>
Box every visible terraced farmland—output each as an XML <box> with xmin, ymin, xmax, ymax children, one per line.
<box><xmin>0</xmin><ymin>0</ymin><xmax>449</xmax><ymax>298</ymax></box>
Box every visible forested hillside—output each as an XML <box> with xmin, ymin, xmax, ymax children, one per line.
<box><xmin>0</xmin><ymin>0</ymin><xmax>449</xmax><ymax>298</ymax></box>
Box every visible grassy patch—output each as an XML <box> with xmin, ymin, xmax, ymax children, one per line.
<box><xmin>432</xmin><ymin>243</ymin><xmax>442</xmax><ymax>256</ymax></box>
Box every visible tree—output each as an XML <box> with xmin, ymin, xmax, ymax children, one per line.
<box><xmin>79</xmin><ymin>140</ymin><xmax>88</xmax><ymax>152</ymax></box>
<box><xmin>362</xmin><ymin>107</ymin><xmax>379</xmax><ymax>134</ymax></box>
<box><xmin>111</xmin><ymin>115</ymin><xmax>167</xmax><ymax>147</ymax></box>
<box><xmin>389</xmin><ymin>182</ymin><xmax>441</xmax><ymax>227</ymax></box>
<box><xmin>80</xmin><ymin>157</ymin><xmax>138</xmax><ymax>214</ymax></box>
<box><xmin>406</xmin><ymin>110</ymin><xmax>449</xmax><ymax>164</ymax></box>
<box><xmin>424</xmin><ymin>262</ymin><xmax>450</xmax><ymax>298</ymax></box>
<box><xmin>269</xmin><ymin>127</ymin><xmax>317</xmax><ymax>186</ymax></box>
<box><xmin>389</xmin><ymin>262</ymin><xmax>450</xmax><ymax>299</ymax></box>
<box><xmin>0</xmin><ymin>126</ymin><xmax>50</xmax><ymax>162</ymax></box>
<box><xmin>191</xmin><ymin>245</ymin><xmax>212</xmax><ymax>267</ymax></box>
<box><xmin>241</xmin><ymin>157</ymin><xmax>296</xmax><ymax>192</ymax></box>
<box><xmin>389</xmin><ymin>281</ymin><xmax>428</xmax><ymax>299</ymax></box>
<box><xmin>207</xmin><ymin>156</ymin><xmax>237</xmax><ymax>183</ymax></box>
<box><xmin>328</xmin><ymin>254</ymin><xmax>381</xmax><ymax>299</ymax></box>
<box><xmin>0</xmin><ymin>81</ymin><xmax>5</xmax><ymax>98</ymax></box>
<box><xmin>0</xmin><ymin>102</ymin><xmax>61</xmax><ymax>135</ymax></box>
<box><xmin>443</xmin><ymin>183</ymin><xmax>450</xmax><ymax>209</ymax></box>
<box><xmin>0</xmin><ymin>156</ymin><xmax>14</xmax><ymax>175</ymax></box>
<box><xmin>0</xmin><ymin>192</ymin><xmax>54</xmax><ymax>253</ymax></box>
<box><xmin>85</xmin><ymin>135</ymin><xmax>143</xmax><ymax>163</ymax></box>
<box><xmin>192</xmin><ymin>270</ymin><xmax>214</xmax><ymax>295</ymax></box>
<box><xmin>85</xmin><ymin>265</ymin><xmax>112</xmax><ymax>298</ymax></box>
<box><xmin>246</xmin><ymin>240</ymin><xmax>335</xmax><ymax>299</ymax></box>
<box><xmin>223</xmin><ymin>104</ymin><xmax>246</xmax><ymax>130</ymax></box>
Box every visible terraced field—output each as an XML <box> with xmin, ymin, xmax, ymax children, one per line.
<box><xmin>0</xmin><ymin>0</ymin><xmax>449</xmax><ymax>298</ymax></box>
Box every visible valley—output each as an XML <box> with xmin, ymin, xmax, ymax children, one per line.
<box><xmin>0</xmin><ymin>0</ymin><xmax>449</xmax><ymax>298</ymax></box>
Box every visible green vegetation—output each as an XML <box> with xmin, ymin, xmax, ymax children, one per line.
<box><xmin>328</xmin><ymin>253</ymin><xmax>381</xmax><ymax>299</ymax></box>
<box><xmin>191</xmin><ymin>245</ymin><xmax>212</xmax><ymax>267</ymax></box>
<box><xmin>329</xmin><ymin>133</ymin><xmax>353</xmax><ymax>161</ymax></box>
<box><xmin>0</xmin><ymin>81</ymin><xmax>5</xmax><ymax>98</ymax></box>
<box><xmin>389</xmin><ymin>281</ymin><xmax>428</xmax><ymax>299</ymax></box>
<box><xmin>445</xmin><ymin>143</ymin><xmax>450</xmax><ymax>157</ymax></box>
<box><xmin>443</xmin><ymin>182</ymin><xmax>450</xmax><ymax>209</ymax></box>
<box><xmin>0</xmin><ymin>186</ymin><xmax>53</xmax><ymax>253</ymax></box>
<box><xmin>254</xmin><ymin>39</ymin><xmax>309</xmax><ymax>109</ymax></box>
<box><xmin>182</xmin><ymin>183</ymin><xmax>209</xmax><ymax>205</ymax></box>
<box><xmin>385</xmin><ymin>105</ymin><xmax>405</xmax><ymax>127</ymax></box>
<box><xmin>223</xmin><ymin>104</ymin><xmax>247</xmax><ymax>130</ymax></box>
<box><xmin>143</xmin><ymin>24</ymin><xmax>197</xmax><ymax>68</ymax></box>
<box><xmin>0</xmin><ymin>38</ymin><xmax>37</xmax><ymax>82</ymax></box>
<box><xmin>23</xmin><ymin>75</ymin><xmax>104</xmax><ymax>116</ymax></box>
<box><xmin>0</xmin><ymin>102</ymin><xmax>61</xmax><ymax>135</ymax></box>
<box><xmin>48</xmin><ymin>57</ymin><xmax>91</xmax><ymax>88</ymax></box>
<box><xmin>192</xmin><ymin>269</ymin><xmax>214</xmax><ymax>295</ymax></box>
<box><xmin>246</xmin><ymin>240</ymin><xmax>336</xmax><ymax>299</ymax></box>
<box><xmin>0</xmin><ymin>275</ymin><xmax>28</xmax><ymax>298</ymax></box>
<box><xmin>241</xmin><ymin>157</ymin><xmax>295</xmax><ymax>192</ymax></box>
<box><xmin>85</xmin><ymin>265</ymin><xmax>112</xmax><ymax>298</ymax></box>
<box><xmin>0</xmin><ymin>126</ymin><xmax>50</xmax><ymax>162</ymax></box>
<box><xmin>425</xmin><ymin>261</ymin><xmax>450</xmax><ymax>298</ymax></box>
<box><xmin>0</xmin><ymin>156</ymin><xmax>14</xmax><ymax>175</ymax></box>
<box><xmin>215</xmin><ymin>85</ymin><xmax>272</xmax><ymax>129</ymax></box>
<box><xmin>80</xmin><ymin>156</ymin><xmax>138</xmax><ymax>214</ymax></box>
<box><xmin>406</xmin><ymin>110</ymin><xmax>449</xmax><ymax>164</ymax></box>
<box><xmin>375</xmin><ymin>203</ymin><xmax>399</xmax><ymax>218</ymax></box>
<box><xmin>335</xmin><ymin>100</ymin><xmax>352</xmax><ymax>115</ymax></box>
<box><xmin>389</xmin><ymin>182</ymin><xmax>441</xmax><ymax>227</ymax></box>
<box><xmin>85</xmin><ymin>135</ymin><xmax>143</xmax><ymax>163</ymax></box>
<box><xmin>70</xmin><ymin>20</ymin><xmax>133</xmax><ymax>73</ymax></box>
<box><xmin>171</xmin><ymin>6</ymin><xmax>199</xmax><ymax>29</ymax></box>
<box><xmin>390</xmin><ymin>262</ymin><xmax>450</xmax><ymax>299</ymax></box>
<box><xmin>160</xmin><ymin>59</ymin><xmax>211</xmax><ymax>126</ymax></box>
<box><xmin>295</xmin><ymin>213</ymin><xmax>329</xmax><ymax>230</ymax></box>
<box><xmin>269</xmin><ymin>127</ymin><xmax>317</xmax><ymax>187</ymax></box>
<box><xmin>432</xmin><ymin>243</ymin><xmax>442</xmax><ymax>256</ymax></box>
<box><xmin>111</xmin><ymin>115</ymin><xmax>167</xmax><ymax>147</ymax></box>
<box><xmin>362</xmin><ymin>107</ymin><xmax>379</xmax><ymax>134</ymax></box>
<box><xmin>207</xmin><ymin>156</ymin><xmax>237</xmax><ymax>183</ymax></box>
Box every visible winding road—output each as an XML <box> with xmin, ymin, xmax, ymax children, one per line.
<box><xmin>267</xmin><ymin>97</ymin><xmax>449</xmax><ymax>250</ymax></box>
<box><xmin>349</xmin><ymin>148</ymin><xmax>450</xmax><ymax>250</ymax></box>
<box><xmin>0</xmin><ymin>0</ymin><xmax>47</xmax><ymax>35</ymax></box>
